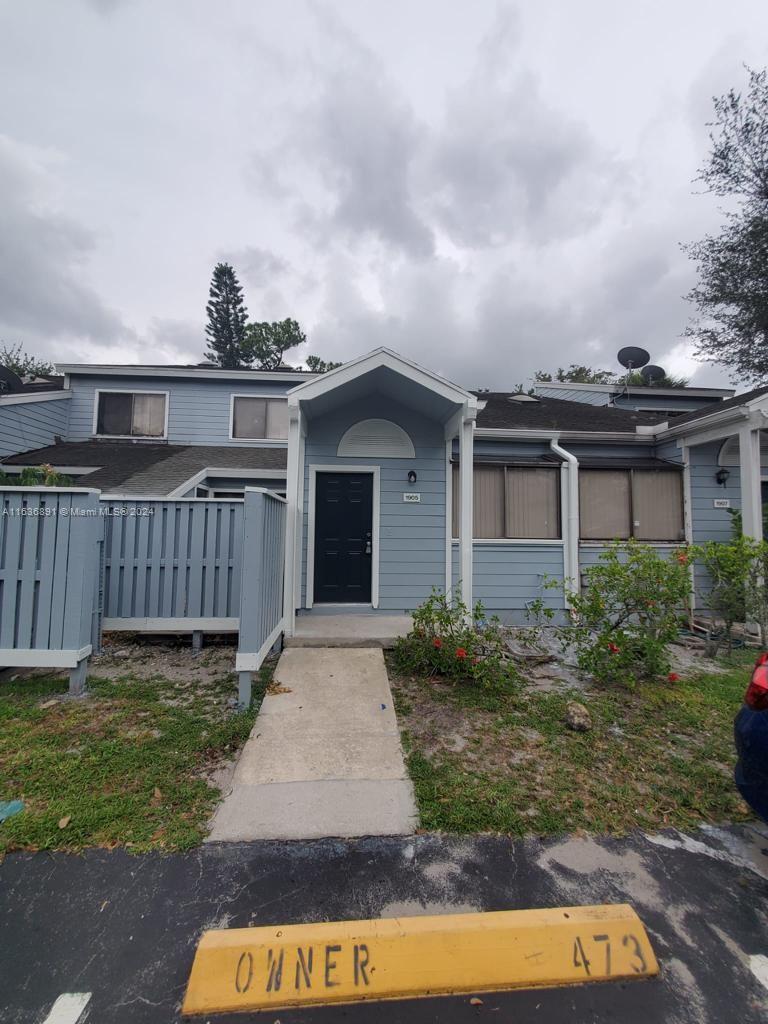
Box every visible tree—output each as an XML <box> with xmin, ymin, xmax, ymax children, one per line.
<box><xmin>244</xmin><ymin>318</ymin><xmax>306</xmax><ymax>370</ymax></box>
<box><xmin>304</xmin><ymin>355</ymin><xmax>342</xmax><ymax>373</ymax></box>
<box><xmin>205</xmin><ymin>263</ymin><xmax>250</xmax><ymax>369</ymax></box>
<box><xmin>534</xmin><ymin>364</ymin><xmax>615</xmax><ymax>384</ymax></box>
<box><xmin>0</xmin><ymin>343</ymin><xmax>54</xmax><ymax>378</ymax></box>
<box><xmin>683</xmin><ymin>66</ymin><xmax>768</xmax><ymax>384</ymax></box>
<box><xmin>528</xmin><ymin>364</ymin><xmax>688</xmax><ymax>390</ymax></box>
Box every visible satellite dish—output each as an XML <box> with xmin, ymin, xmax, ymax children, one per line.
<box><xmin>617</xmin><ymin>346</ymin><xmax>650</xmax><ymax>370</ymax></box>
<box><xmin>0</xmin><ymin>366</ymin><xmax>24</xmax><ymax>393</ymax></box>
<box><xmin>640</xmin><ymin>364</ymin><xmax>666</xmax><ymax>384</ymax></box>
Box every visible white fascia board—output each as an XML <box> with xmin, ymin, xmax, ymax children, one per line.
<box><xmin>657</xmin><ymin>396</ymin><xmax>768</xmax><ymax>443</ymax></box>
<box><xmin>56</xmin><ymin>364</ymin><xmax>315</xmax><ymax>383</ymax></box>
<box><xmin>474</xmin><ymin>427</ymin><xmax>651</xmax><ymax>442</ymax></box>
<box><xmin>0</xmin><ymin>390</ymin><xmax>72</xmax><ymax>406</ymax></box>
<box><xmin>532</xmin><ymin>381</ymin><xmax>735</xmax><ymax>398</ymax></box>
<box><xmin>287</xmin><ymin>347</ymin><xmax>476</xmax><ymax>407</ymax></box>
<box><xmin>166</xmin><ymin>466</ymin><xmax>288</xmax><ymax>498</ymax></box>
<box><xmin>0</xmin><ymin>485</ymin><xmax>100</xmax><ymax>494</ymax></box>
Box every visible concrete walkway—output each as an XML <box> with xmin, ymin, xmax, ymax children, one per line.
<box><xmin>208</xmin><ymin>647</ymin><xmax>418</xmax><ymax>841</ymax></box>
<box><xmin>286</xmin><ymin>613</ymin><xmax>412</xmax><ymax>648</ymax></box>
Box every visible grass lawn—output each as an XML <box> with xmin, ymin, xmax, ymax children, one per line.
<box><xmin>0</xmin><ymin>648</ymin><xmax>272</xmax><ymax>854</ymax></box>
<box><xmin>388</xmin><ymin>651</ymin><xmax>755</xmax><ymax>836</ymax></box>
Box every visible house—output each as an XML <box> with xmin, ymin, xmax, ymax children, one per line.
<box><xmin>0</xmin><ymin>348</ymin><xmax>766</xmax><ymax>647</ymax></box>
<box><xmin>530</xmin><ymin>381</ymin><xmax>735</xmax><ymax>417</ymax></box>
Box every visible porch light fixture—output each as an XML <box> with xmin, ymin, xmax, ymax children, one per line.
<box><xmin>407</xmin><ymin>470</ymin><xmax>418</xmax><ymax>484</ymax></box>
<box><xmin>715</xmin><ymin>467</ymin><xmax>730</xmax><ymax>486</ymax></box>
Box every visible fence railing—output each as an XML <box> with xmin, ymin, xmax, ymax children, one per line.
<box><xmin>100</xmin><ymin>497</ymin><xmax>244</xmax><ymax>631</ymax></box>
<box><xmin>235</xmin><ymin>488</ymin><xmax>287</xmax><ymax>704</ymax></box>
<box><xmin>0</xmin><ymin>487</ymin><xmax>103</xmax><ymax>692</ymax></box>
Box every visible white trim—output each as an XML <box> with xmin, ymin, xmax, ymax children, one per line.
<box><xmin>445</xmin><ymin>439</ymin><xmax>452</xmax><ymax>598</ymax></box>
<box><xmin>306</xmin><ymin>464</ymin><xmax>381</xmax><ymax>610</ymax></box>
<box><xmin>659</xmin><ymin>394</ymin><xmax>768</xmax><ymax>442</ymax></box>
<box><xmin>532</xmin><ymin>381</ymin><xmax>734</xmax><ymax>398</ymax></box>
<box><xmin>681</xmin><ymin>442</ymin><xmax>696</xmax><ymax>610</ymax></box>
<box><xmin>0</xmin><ymin>645</ymin><xmax>91</xmax><ymax>668</ymax></box>
<box><xmin>235</xmin><ymin>620</ymin><xmax>285</xmax><ymax>671</ymax></box>
<box><xmin>282</xmin><ymin>408</ymin><xmax>302</xmax><ymax>635</ymax></box>
<box><xmin>0</xmin><ymin>390</ymin><xmax>72</xmax><ymax>407</ymax></box>
<box><xmin>166</xmin><ymin>466</ymin><xmax>288</xmax><ymax>499</ymax></box>
<box><xmin>578</xmin><ymin>541</ymin><xmax>682</xmax><ymax>548</ymax></box>
<box><xmin>92</xmin><ymin>388</ymin><xmax>170</xmax><ymax>440</ymax></box>
<box><xmin>451</xmin><ymin>538</ymin><xmax>564</xmax><ymax>546</ymax></box>
<box><xmin>0</xmin><ymin>465</ymin><xmax>94</xmax><ymax>476</ymax></box>
<box><xmin>58</xmin><ymin>363</ymin><xmax>314</xmax><ymax>383</ymax></box>
<box><xmin>99</xmin><ymin>493</ymin><xmax>245</xmax><ymax>501</ymax></box>
<box><xmin>0</xmin><ymin>485</ymin><xmax>100</xmax><ymax>494</ymax></box>
<box><xmin>228</xmin><ymin>392</ymin><xmax>289</xmax><ymax>441</ymax></box>
<box><xmin>288</xmin><ymin>347</ymin><xmax>476</xmax><ymax>410</ymax></box>
<box><xmin>475</xmin><ymin>427</ymin><xmax>651</xmax><ymax>442</ymax></box>
<box><xmin>459</xmin><ymin>416</ymin><xmax>473</xmax><ymax>612</ymax></box>
<box><xmin>294</xmin><ymin>425</ymin><xmax>306</xmax><ymax>611</ymax></box>
<box><xmin>103</xmin><ymin>617</ymin><xmax>239</xmax><ymax>633</ymax></box>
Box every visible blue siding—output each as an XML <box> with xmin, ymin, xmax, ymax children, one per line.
<box><xmin>0</xmin><ymin>396</ymin><xmax>71</xmax><ymax>457</ymax></box>
<box><xmin>302</xmin><ymin>396</ymin><xmax>447</xmax><ymax>611</ymax></box>
<box><xmin>452</xmin><ymin>542</ymin><xmax>566</xmax><ymax>621</ymax></box>
<box><xmin>688</xmin><ymin>441</ymin><xmax>739</xmax><ymax>544</ymax></box>
<box><xmin>66</xmin><ymin>375</ymin><xmax>293</xmax><ymax>447</ymax></box>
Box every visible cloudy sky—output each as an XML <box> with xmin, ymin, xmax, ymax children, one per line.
<box><xmin>1</xmin><ymin>1</ymin><xmax>767</xmax><ymax>390</ymax></box>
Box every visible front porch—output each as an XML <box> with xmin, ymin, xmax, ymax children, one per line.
<box><xmin>286</xmin><ymin>610</ymin><xmax>413</xmax><ymax>648</ymax></box>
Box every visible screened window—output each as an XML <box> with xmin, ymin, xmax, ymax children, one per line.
<box><xmin>579</xmin><ymin>468</ymin><xmax>684</xmax><ymax>541</ymax></box>
<box><xmin>231</xmin><ymin>397</ymin><xmax>288</xmax><ymax>439</ymax></box>
<box><xmin>96</xmin><ymin>391</ymin><xmax>166</xmax><ymax>437</ymax></box>
<box><xmin>452</xmin><ymin>465</ymin><xmax>560</xmax><ymax>539</ymax></box>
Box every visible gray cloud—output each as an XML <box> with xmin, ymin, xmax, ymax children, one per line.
<box><xmin>219</xmin><ymin>246</ymin><xmax>290</xmax><ymax>288</ymax></box>
<box><xmin>0</xmin><ymin>135</ymin><xmax>132</xmax><ymax>360</ymax></box>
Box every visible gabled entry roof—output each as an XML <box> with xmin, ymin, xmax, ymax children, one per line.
<box><xmin>287</xmin><ymin>347</ymin><xmax>476</xmax><ymax>423</ymax></box>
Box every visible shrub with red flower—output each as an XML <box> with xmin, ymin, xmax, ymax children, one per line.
<box><xmin>455</xmin><ymin>648</ymin><xmax>467</xmax><ymax>659</ymax></box>
<box><xmin>432</xmin><ymin>637</ymin><xmax>442</xmax><ymax>649</ymax></box>
<box><xmin>608</xmin><ymin>642</ymin><xmax>620</xmax><ymax>653</ymax></box>
<box><xmin>668</xmin><ymin>672</ymin><xmax>681</xmax><ymax>682</ymax></box>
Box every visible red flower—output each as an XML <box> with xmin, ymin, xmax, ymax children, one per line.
<box><xmin>676</xmin><ymin>551</ymin><xmax>689</xmax><ymax>565</ymax></box>
<box><xmin>608</xmin><ymin>642</ymin><xmax>620</xmax><ymax>654</ymax></box>
<box><xmin>455</xmin><ymin>648</ymin><xmax>467</xmax><ymax>659</ymax></box>
<box><xmin>432</xmin><ymin>637</ymin><xmax>442</xmax><ymax>649</ymax></box>
<box><xmin>668</xmin><ymin>672</ymin><xmax>681</xmax><ymax>682</ymax></box>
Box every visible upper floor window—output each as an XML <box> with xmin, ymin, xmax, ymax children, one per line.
<box><xmin>579</xmin><ymin>468</ymin><xmax>684</xmax><ymax>541</ymax></box>
<box><xmin>95</xmin><ymin>390</ymin><xmax>167</xmax><ymax>438</ymax></box>
<box><xmin>231</xmin><ymin>396</ymin><xmax>288</xmax><ymax>439</ymax></box>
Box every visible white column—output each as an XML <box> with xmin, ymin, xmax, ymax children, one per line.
<box><xmin>445</xmin><ymin>438</ymin><xmax>453</xmax><ymax>600</ymax></box>
<box><xmin>739</xmin><ymin>424</ymin><xmax>763</xmax><ymax>542</ymax></box>
<box><xmin>282</xmin><ymin>403</ymin><xmax>301</xmax><ymax>635</ymax></box>
<box><xmin>459</xmin><ymin>414</ymin><xmax>474</xmax><ymax>613</ymax></box>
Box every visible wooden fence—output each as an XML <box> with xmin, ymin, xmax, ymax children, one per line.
<box><xmin>0</xmin><ymin>487</ymin><xmax>102</xmax><ymax>692</ymax></box>
<box><xmin>235</xmin><ymin>488</ymin><xmax>287</xmax><ymax>704</ymax></box>
<box><xmin>100</xmin><ymin>497</ymin><xmax>244</xmax><ymax>632</ymax></box>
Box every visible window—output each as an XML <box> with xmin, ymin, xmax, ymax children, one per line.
<box><xmin>96</xmin><ymin>391</ymin><xmax>166</xmax><ymax>437</ymax></box>
<box><xmin>452</xmin><ymin>464</ymin><xmax>560</xmax><ymax>539</ymax></box>
<box><xmin>579</xmin><ymin>468</ymin><xmax>684</xmax><ymax>541</ymax></box>
<box><xmin>231</xmin><ymin>396</ymin><xmax>288</xmax><ymax>439</ymax></box>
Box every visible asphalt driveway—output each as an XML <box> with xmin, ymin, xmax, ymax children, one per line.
<box><xmin>2</xmin><ymin>825</ymin><xmax>768</xmax><ymax>1023</ymax></box>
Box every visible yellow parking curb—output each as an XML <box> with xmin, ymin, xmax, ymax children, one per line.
<box><xmin>181</xmin><ymin>904</ymin><xmax>659</xmax><ymax>1015</ymax></box>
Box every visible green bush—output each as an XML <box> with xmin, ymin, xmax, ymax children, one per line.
<box><xmin>692</xmin><ymin>536</ymin><xmax>768</xmax><ymax>651</ymax></box>
<box><xmin>392</xmin><ymin>588</ymin><xmax>516</xmax><ymax>688</ymax></box>
<box><xmin>0</xmin><ymin>464</ymin><xmax>73</xmax><ymax>487</ymax></box>
<box><xmin>561</xmin><ymin>540</ymin><xmax>691</xmax><ymax>683</ymax></box>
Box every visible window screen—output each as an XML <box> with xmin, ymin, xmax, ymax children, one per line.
<box><xmin>632</xmin><ymin>470</ymin><xmax>684</xmax><ymax>540</ymax></box>
<box><xmin>232</xmin><ymin>397</ymin><xmax>288</xmax><ymax>439</ymax></box>
<box><xmin>579</xmin><ymin>470</ymin><xmax>631</xmax><ymax>540</ymax></box>
<box><xmin>453</xmin><ymin>464</ymin><xmax>560</xmax><ymax>539</ymax></box>
<box><xmin>579</xmin><ymin>468</ymin><xmax>683</xmax><ymax>541</ymax></box>
<box><xmin>96</xmin><ymin>392</ymin><xmax>166</xmax><ymax>437</ymax></box>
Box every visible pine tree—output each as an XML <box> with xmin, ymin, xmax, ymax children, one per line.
<box><xmin>205</xmin><ymin>263</ymin><xmax>249</xmax><ymax>369</ymax></box>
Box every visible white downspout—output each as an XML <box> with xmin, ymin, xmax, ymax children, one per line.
<box><xmin>550</xmin><ymin>438</ymin><xmax>580</xmax><ymax>607</ymax></box>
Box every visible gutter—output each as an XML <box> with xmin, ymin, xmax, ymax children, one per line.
<box><xmin>550</xmin><ymin>438</ymin><xmax>580</xmax><ymax>606</ymax></box>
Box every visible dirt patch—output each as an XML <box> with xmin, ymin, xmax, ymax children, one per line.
<box><xmin>95</xmin><ymin>636</ymin><xmax>237</xmax><ymax>685</ymax></box>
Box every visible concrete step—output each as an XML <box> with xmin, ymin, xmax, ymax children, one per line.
<box><xmin>207</xmin><ymin>779</ymin><xmax>418</xmax><ymax>841</ymax></box>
